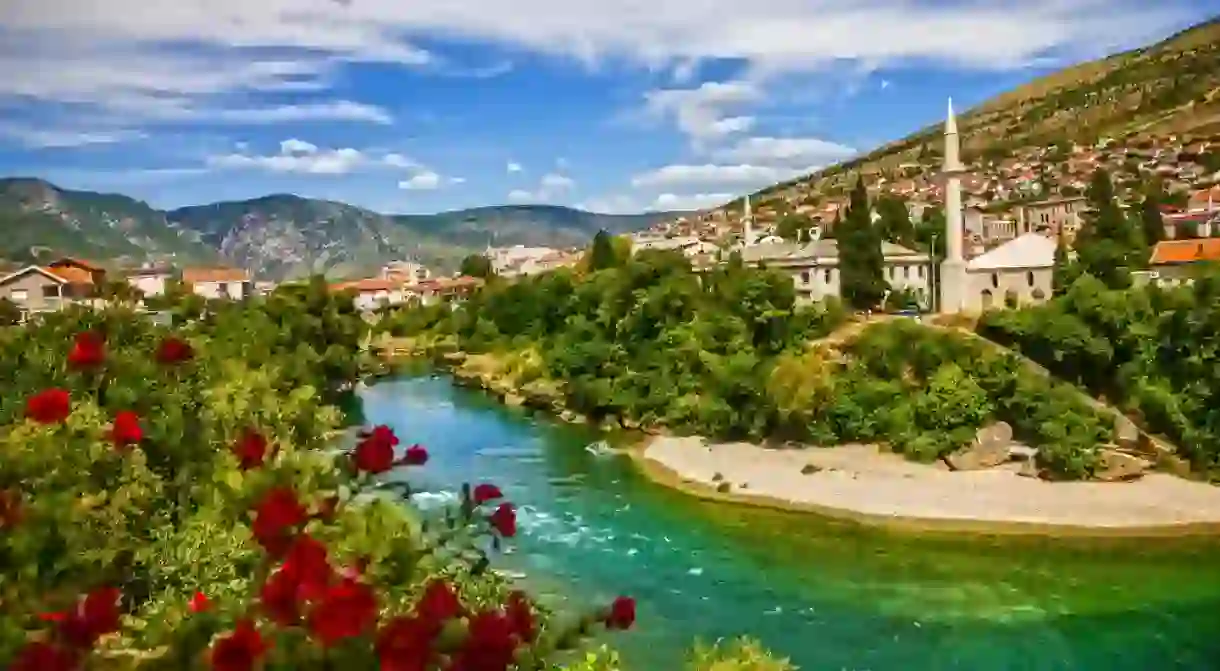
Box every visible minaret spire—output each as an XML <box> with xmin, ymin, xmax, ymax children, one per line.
<box><xmin>938</xmin><ymin>97</ymin><xmax>968</xmax><ymax>314</ymax></box>
<box><xmin>743</xmin><ymin>194</ymin><xmax>753</xmax><ymax>248</ymax></box>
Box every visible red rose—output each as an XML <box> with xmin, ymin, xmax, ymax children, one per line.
<box><xmin>67</xmin><ymin>332</ymin><xmax>105</xmax><ymax>369</ymax></box>
<box><xmin>449</xmin><ymin>610</ymin><xmax>519</xmax><ymax>671</ymax></box>
<box><xmin>8</xmin><ymin>641</ymin><xmax>78</xmax><ymax>671</ymax></box>
<box><xmin>111</xmin><ymin>411</ymin><xmax>143</xmax><ymax>447</ymax></box>
<box><xmin>472</xmin><ymin>483</ymin><xmax>503</xmax><ymax>505</ymax></box>
<box><xmin>604</xmin><ymin>596</ymin><xmax>636</xmax><ymax>630</ymax></box>
<box><xmin>56</xmin><ymin>586</ymin><xmax>122</xmax><ymax>648</ymax></box>
<box><xmin>307</xmin><ymin>578</ymin><xmax>378</xmax><ymax>646</ymax></box>
<box><xmin>25</xmin><ymin>388</ymin><xmax>71</xmax><ymax>424</ymax></box>
<box><xmin>504</xmin><ymin>590</ymin><xmax>536</xmax><ymax>642</ymax></box>
<box><xmin>250</xmin><ymin>487</ymin><xmax>308</xmax><ymax>557</ymax></box>
<box><xmin>376</xmin><ymin>616</ymin><xmax>435</xmax><ymax>671</ymax></box>
<box><xmin>401</xmin><ymin>444</ymin><xmax>428</xmax><ymax>466</ymax></box>
<box><xmin>415</xmin><ymin>579</ymin><xmax>463</xmax><ymax>626</ymax></box>
<box><xmin>488</xmin><ymin>503</ymin><xmax>517</xmax><ymax>538</ymax></box>
<box><xmin>352</xmin><ymin>436</ymin><xmax>395</xmax><ymax>474</ymax></box>
<box><xmin>259</xmin><ymin>567</ymin><xmax>304</xmax><ymax>626</ymax></box>
<box><xmin>155</xmin><ymin>336</ymin><xmax>194</xmax><ymax>364</ymax></box>
<box><xmin>232</xmin><ymin>429</ymin><xmax>272</xmax><ymax>470</ymax></box>
<box><xmin>363</xmin><ymin>424</ymin><xmax>400</xmax><ymax>447</ymax></box>
<box><xmin>189</xmin><ymin>592</ymin><xmax>210</xmax><ymax>613</ymax></box>
<box><xmin>210</xmin><ymin>619</ymin><xmax>268</xmax><ymax>671</ymax></box>
<box><xmin>260</xmin><ymin>535</ymin><xmax>335</xmax><ymax>626</ymax></box>
<box><xmin>0</xmin><ymin>489</ymin><xmax>22</xmax><ymax>529</ymax></box>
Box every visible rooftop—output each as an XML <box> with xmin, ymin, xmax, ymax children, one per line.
<box><xmin>966</xmin><ymin>232</ymin><xmax>1057</xmax><ymax>270</ymax></box>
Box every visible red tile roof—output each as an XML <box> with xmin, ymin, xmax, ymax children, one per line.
<box><xmin>1150</xmin><ymin>239</ymin><xmax>1220</xmax><ymax>265</ymax></box>
<box><xmin>183</xmin><ymin>268</ymin><xmax>249</xmax><ymax>283</ymax></box>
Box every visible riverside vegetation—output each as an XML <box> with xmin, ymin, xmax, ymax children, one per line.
<box><xmin>383</xmin><ymin>245</ymin><xmax>1131</xmax><ymax>481</ymax></box>
<box><xmin>0</xmin><ymin>279</ymin><xmax>788</xmax><ymax>670</ymax></box>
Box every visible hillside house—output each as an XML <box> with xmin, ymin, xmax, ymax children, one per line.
<box><xmin>963</xmin><ymin>233</ymin><xmax>1056</xmax><ymax>310</ymax></box>
<box><xmin>1140</xmin><ymin>239</ymin><xmax>1220</xmax><ymax>287</ymax></box>
<box><xmin>183</xmin><ymin>267</ymin><xmax>252</xmax><ymax>300</ymax></box>
<box><xmin>125</xmin><ymin>264</ymin><xmax>173</xmax><ymax>297</ymax></box>
<box><xmin>1015</xmin><ymin>196</ymin><xmax>1086</xmax><ymax>239</ymax></box>
<box><xmin>380</xmin><ymin>261</ymin><xmax>431</xmax><ymax>283</ymax></box>
<box><xmin>331</xmin><ymin>278</ymin><xmax>408</xmax><ymax>311</ymax></box>
<box><xmin>740</xmin><ymin>239</ymin><xmax>932</xmax><ymax>307</ymax></box>
<box><xmin>0</xmin><ymin>262</ymin><xmax>102</xmax><ymax>318</ymax></box>
<box><xmin>415</xmin><ymin>276</ymin><xmax>484</xmax><ymax>304</ymax></box>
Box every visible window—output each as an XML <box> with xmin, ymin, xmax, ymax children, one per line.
<box><xmin>903</xmin><ymin>266</ymin><xmax>910</xmax><ymax>279</ymax></box>
<box><xmin>918</xmin><ymin>266</ymin><xmax>925</xmax><ymax>278</ymax></box>
<box><xmin>10</xmin><ymin>289</ymin><xmax>27</xmax><ymax>303</ymax></box>
<box><xmin>1026</xmin><ymin>271</ymin><xmax>1035</xmax><ymax>287</ymax></box>
<box><xmin>824</xmin><ymin>269</ymin><xmax>832</xmax><ymax>283</ymax></box>
<box><xmin>991</xmin><ymin>273</ymin><xmax>999</xmax><ymax>288</ymax></box>
<box><xmin>42</xmin><ymin>285</ymin><xmax>60</xmax><ymax>298</ymax></box>
<box><xmin>800</xmin><ymin>271</ymin><xmax>810</xmax><ymax>284</ymax></box>
<box><xmin>216</xmin><ymin>282</ymin><xmax>229</xmax><ymax>295</ymax></box>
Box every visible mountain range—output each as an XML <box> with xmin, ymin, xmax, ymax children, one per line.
<box><xmin>0</xmin><ymin>178</ymin><xmax>676</xmax><ymax>280</ymax></box>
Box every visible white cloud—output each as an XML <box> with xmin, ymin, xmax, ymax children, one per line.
<box><xmin>398</xmin><ymin>171</ymin><xmax>464</xmax><ymax>190</ymax></box>
<box><xmin>652</xmin><ymin>192</ymin><xmax>733</xmax><ymax>211</ymax></box>
<box><xmin>506</xmin><ymin>161</ymin><xmax>523</xmax><ymax>173</ymax></box>
<box><xmin>507</xmin><ymin>189</ymin><xmax>534</xmax><ymax>203</ymax></box>
<box><xmin>712</xmin><ymin>136</ymin><xmax>856</xmax><ymax>167</ymax></box>
<box><xmin>577</xmin><ymin>195</ymin><xmax>642</xmax><ymax>215</ymax></box>
<box><xmin>508</xmin><ymin>172</ymin><xmax>576</xmax><ymax>203</ymax></box>
<box><xmin>539</xmin><ymin>173</ymin><xmax>574</xmax><ymax>190</ymax></box>
<box><xmin>210</xmin><ymin>101</ymin><xmax>393</xmax><ymax>125</ymax></box>
<box><xmin>880</xmin><ymin>79</ymin><xmax>891</xmax><ymax>90</ymax></box>
<box><xmin>631</xmin><ymin>163</ymin><xmax>810</xmax><ymax>189</ymax></box>
<box><xmin>0</xmin><ymin>122</ymin><xmax>146</xmax><ymax>148</ymax></box>
<box><xmin>643</xmin><ymin>80</ymin><xmax>760</xmax><ymax>146</ymax></box>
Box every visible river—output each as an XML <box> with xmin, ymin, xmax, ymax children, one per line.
<box><xmin>359</xmin><ymin>374</ymin><xmax>1220</xmax><ymax>671</ymax></box>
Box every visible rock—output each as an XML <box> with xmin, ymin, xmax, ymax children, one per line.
<box><xmin>559</xmin><ymin>410</ymin><xmax>578</xmax><ymax>423</ymax></box>
<box><xmin>1017</xmin><ymin>456</ymin><xmax>1041</xmax><ymax>479</ymax></box>
<box><xmin>1095</xmin><ymin>448</ymin><xmax>1152</xmax><ymax>482</ymax></box>
<box><xmin>944</xmin><ymin>422</ymin><xmax>1013</xmax><ymax>471</ymax></box>
<box><xmin>1156</xmin><ymin>453</ymin><xmax>1193</xmax><ymax>478</ymax></box>
<box><xmin>1114</xmin><ymin>415</ymin><xmax>1140</xmax><ymax>450</ymax></box>
<box><xmin>503</xmin><ymin>393</ymin><xmax>525</xmax><ymax>407</ymax></box>
<box><xmin>441</xmin><ymin>351</ymin><xmax>468</xmax><ymax>364</ymax></box>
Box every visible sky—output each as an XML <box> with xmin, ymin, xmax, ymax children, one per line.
<box><xmin>0</xmin><ymin>1</ymin><xmax>1215</xmax><ymax>215</ymax></box>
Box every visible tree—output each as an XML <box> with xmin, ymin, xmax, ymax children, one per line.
<box><xmin>587</xmin><ymin>229</ymin><xmax>621</xmax><ymax>271</ymax></box>
<box><xmin>875</xmin><ymin>195</ymin><xmax>915</xmax><ymax>246</ymax></box>
<box><xmin>1137</xmin><ymin>182</ymin><xmax>1165</xmax><ymax>251</ymax></box>
<box><xmin>775</xmin><ymin>213</ymin><xmax>813</xmax><ymax>241</ymax></box>
<box><xmin>459</xmin><ymin>254</ymin><xmax>494</xmax><ymax>279</ymax></box>
<box><xmin>0</xmin><ymin>297</ymin><xmax>21</xmax><ymax>325</ymax></box>
<box><xmin>836</xmin><ymin>177</ymin><xmax>888</xmax><ymax>310</ymax></box>
<box><xmin>1074</xmin><ymin>168</ymin><xmax>1139</xmax><ymax>289</ymax></box>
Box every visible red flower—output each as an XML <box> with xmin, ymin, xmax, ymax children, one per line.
<box><xmin>67</xmin><ymin>332</ymin><xmax>105</xmax><ymax>369</ymax></box>
<box><xmin>250</xmin><ymin>487</ymin><xmax>308</xmax><ymax>557</ymax></box>
<box><xmin>361</xmin><ymin>424</ymin><xmax>400</xmax><ymax>448</ymax></box>
<box><xmin>504</xmin><ymin>590</ymin><xmax>536</xmax><ymax>642</ymax></box>
<box><xmin>472</xmin><ymin>483</ymin><xmax>503</xmax><ymax>505</ymax></box>
<box><xmin>448</xmin><ymin>610</ymin><xmax>519</xmax><ymax>671</ymax></box>
<box><xmin>210</xmin><ymin>619</ymin><xmax>268</xmax><ymax>671</ymax></box>
<box><xmin>488</xmin><ymin>503</ymin><xmax>517</xmax><ymax>538</ymax></box>
<box><xmin>232</xmin><ymin>429</ymin><xmax>272</xmax><ymax>470</ymax></box>
<box><xmin>307</xmin><ymin>578</ymin><xmax>378</xmax><ymax>646</ymax></box>
<box><xmin>259</xmin><ymin>567</ymin><xmax>304</xmax><ymax>626</ymax></box>
<box><xmin>8</xmin><ymin>641</ymin><xmax>78</xmax><ymax>671</ymax></box>
<box><xmin>415</xmin><ymin>579</ymin><xmax>463</xmax><ymax>626</ymax></box>
<box><xmin>352</xmin><ymin>435</ymin><xmax>395</xmax><ymax>474</ymax></box>
<box><xmin>111</xmin><ymin>411</ymin><xmax>143</xmax><ymax>448</ymax></box>
<box><xmin>0</xmin><ymin>489</ymin><xmax>22</xmax><ymax>529</ymax></box>
<box><xmin>25</xmin><ymin>388</ymin><xmax>71</xmax><ymax>424</ymax></box>
<box><xmin>604</xmin><ymin>596</ymin><xmax>636</xmax><ymax>630</ymax></box>
<box><xmin>376</xmin><ymin>616</ymin><xmax>435</xmax><ymax>671</ymax></box>
<box><xmin>260</xmin><ymin>535</ymin><xmax>335</xmax><ymax>626</ymax></box>
<box><xmin>401</xmin><ymin>444</ymin><xmax>428</xmax><ymax>466</ymax></box>
<box><xmin>56</xmin><ymin>586</ymin><xmax>122</xmax><ymax>649</ymax></box>
<box><xmin>155</xmin><ymin>336</ymin><xmax>194</xmax><ymax>364</ymax></box>
<box><xmin>189</xmin><ymin>592</ymin><xmax>210</xmax><ymax>613</ymax></box>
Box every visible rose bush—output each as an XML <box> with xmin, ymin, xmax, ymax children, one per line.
<box><xmin>0</xmin><ymin>294</ymin><xmax>634</xmax><ymax>670</ymax></box>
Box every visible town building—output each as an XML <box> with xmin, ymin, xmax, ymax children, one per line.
<box><xmin>330</xmin><ymin>278</ymin><xmax>409</xmax><ymax>311</ymax></box>
<box><xmin>1014</xmin><ymin>196</ymin><xmax>1087</xmax><ymax>241</ymax></box>
<box><xmin>741</xmin><ymin>239</ymin><xmax>932</xmax><ymax>306</ymax></box>
<box><xmin>125</xmin><ymin>264</ymin><xmax>173</xmax><ymax>297</ymax></box>
<box><xmin>1139</xmin><ymin>239</ymin><xmax>1220</xmax><ymax>288</ymax></box>
<box><xmin>380</xmin><ymin>261</ymin><xmax>431</xmax><ymax>283</ymax></box>
<box><xmin>183</xmin><ymin>267</ymin><xmax>252</xmax><ymax>300</ymax></box>
<box><xmin>0</xmin><ymin>257</ymin><xmax>107</xmax><ymax>318</ymax></box>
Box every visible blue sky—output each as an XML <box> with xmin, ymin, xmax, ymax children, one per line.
<box><xmin>0</xmin><ymin>0</ymin><xmax>1215</xmax><ymax>215</ymax></box>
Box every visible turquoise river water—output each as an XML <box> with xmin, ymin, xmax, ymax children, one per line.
<box><xmin>359</xmin><ymin>374</ymin><xmax>1220</xmax><ymax>671</ymax></box>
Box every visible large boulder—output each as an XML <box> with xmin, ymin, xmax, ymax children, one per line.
<box><xmin>1114</xmin><ymin>415</ymin><xmax>1140</xmax><ymax>450</ymax></box>
<box><xmin>945</xmin><ymin>421</ymin><xmax>1013</xmax><ymax>471</ymax></box>
<box><xmin>1094</xmin><ymin>447</ymin><xmax>1152</xmax><ymax>482</ymax></box>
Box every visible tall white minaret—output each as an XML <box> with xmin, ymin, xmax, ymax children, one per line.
<box><xmin>742</xmin><ymin>194</ymin><xmax>754</xmax><ymax>248</ymax></box>
<box><xmin>938</xmin><ymin>98</ymin><xmax>968</xmax><ymax>315</ymax></box>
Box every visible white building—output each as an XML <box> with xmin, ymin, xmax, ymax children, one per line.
<box><xmin>125</xmin><ymin>264</ymin><xmax>172</xmax><ymax>297</ymax></box>
<box><xmin>380</xmin><ymin>261</ymin><xmax>431</xmax><ymax>283</ymax></box>
<box><xmin>182</xmin><ymin>267</ymin><xmax>252</xmax><ymax>300</ymax></box>
<box><xmin>741</xmin><ymin>239</ymin><xmax>932</xmax><ymax>307</ymax></box>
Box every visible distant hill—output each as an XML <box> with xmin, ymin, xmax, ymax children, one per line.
<box><xmin>0</xmin><ymin>179</ymin><xmax>678</xmax><ymax>280</ymax></box>
<box><xmin>724</xmin><ymin>15</ymin><xmax>1220</xmax><ymax>212</ymax></box>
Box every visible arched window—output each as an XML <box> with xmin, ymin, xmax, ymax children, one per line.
<box><xmin>800</xmin><ymin>271</ymin><xmax>810</xmax><ymax>284</ymax></box>
<box><xmin>991</xmin><ymin>273</ymin><xmax>999</xmax><ymax>288</ymax></box>
<box><xmin>1026</xmin><ymin>271</ymin><xmax>1035</xmax><ymax>287</ymax></box>
<box><xmin>981</xmin><ymin>289</ymin><xmax>994</xmax><ymax>308</ymax></box>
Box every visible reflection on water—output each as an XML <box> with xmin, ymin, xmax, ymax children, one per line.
<box><xmin>360</xmin><ymin>376</ymin><xmax>1220</xmax><ymax>671</ymax></box>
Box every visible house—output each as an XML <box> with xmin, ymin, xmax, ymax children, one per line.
<box><xmin>414</xmin><ymin>276</ymin><xmax>484</xmax><ymax>304</ymax></box>
<box><xmin>1014</xmin><ymin>196</ymin><xmax>1087</xmax><ymax>239</ymax></box>
<box><xmin>0</xmin><ymin>263</ymin><xmax>100</xmax><ymax>317</ymax></box>
<box><xmin>1140</xmin><ymin>239</ymin><xmax>1220</xmax><ymax>287</ymax></box>
<box><xmin>182</xmin><ymin>267</ymin><xmax>252</xmax><ymax>300</ymax></box>
<box><xmin>125</xmin><ymin>264</ymin><xmax>173</xmax><ymax>297</ymax></box>
<box><xmin>963</xmin><ymin>233</ymin><xmax>1056</xmax><ymax>310</ymax></box>
<box><xmin>380</xmin><ymin>261</ymin><xmax>431</xmax><ymax>283</ymax></box>
<box><xmin>740</xmin><ymin>239</ymin><xmax>933</xmax><ymax>307</ymax></box>
<box><xmin>331</xmin><ymin>278</ymin><xmax>408</xmax><ymax>311</ymax></box>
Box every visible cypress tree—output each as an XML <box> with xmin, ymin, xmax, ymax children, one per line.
<box><xmin>1076</xmin><ymin>168</ymin><xmax>1138</xmax><ymax>289</ymax></box>
<box><xmin>837</xmin><ymin>177</ymin><xmax>888</xmax><ymax>309</ymax></box>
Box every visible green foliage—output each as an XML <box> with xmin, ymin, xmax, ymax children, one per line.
<box><xmin>0</xmin><ymin>297</ymin><xmax>20</xmax><ymax>326</ymax></box>
<box><xmin>685</xmin><ymin>638</ymin><xmax>796</xmax><ymax>671</ymax></box>
<box><xmin>977</xmin><ymin>267</ymin><xmax>1220</xmax><ymax>473</ymax></box>
<box><xmin>1074</xmin><ymin>168</ymin><xmax>1142</xmax><ymax>288</ymax></box>
<box><xmin>836</xmin><ymin>178</ymin><xmax>888</xmax><ymax>309</ymax></box>
<box><xmin>460</xmin><ymin>254</ymin><xmax>495</xmax><ymax>279</ymax></box>
<box><xmin>587</xmin><ymin>230</ymin><xmax>623</xmax><ymax>271</ymax></box>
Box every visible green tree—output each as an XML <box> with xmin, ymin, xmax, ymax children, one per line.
<box><xmin>775</xmin><ymin>213</ymin><xmax>813</xmax><ymax>241</ymax></box>
<box><xmin>1074</xmin><ymin>168</ymin><xmax>1139</xmax><ymax>289</ymax></box>
<box><xmin>588</xmin><ymin>229</ymin><xmax>622</xmax><ymax>271</ymax></box>
<box><xmin>1137</xmin><ymin>182</ymin><xmax>1165</xmax><ymax>252</ymax></box>
<box><xmin>875</xmin><ymin>195</ymin><xmax>915</xmax><ymax>246</ymax></box>
<box><xmin>459</xmin><ymin>253</ymin><xmax>494</xmax><ymax>279</ymax></box>
<box><xmin>836</xmin><ymin>177</ymin><xmax>888</xmax><ymax>310</ymax></box>
<box><xmin>1051</xmin><ymin>231</ymin><xmax>1079</xmax><ymax>296</ymax></box>
<box><xmin>0</xmin><ymin>297</ymin><xmax>21</xmax><ymax>325</ymax></box>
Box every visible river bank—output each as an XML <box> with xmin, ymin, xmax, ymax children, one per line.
<box><xmin>635</xmin><ymin>436</ymin><xmax>1220</xmax><ymax>537</ymax></box>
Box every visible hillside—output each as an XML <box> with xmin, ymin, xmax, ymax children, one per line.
<box><xmin>714</xmin><ymin>16</ymin><xmax>1220</xmax><ymax>219</ymax></box>
<box><xmin>0</xmin><ymin>179</ymin><xmax>676</xmax><ymax>280</ymax></box>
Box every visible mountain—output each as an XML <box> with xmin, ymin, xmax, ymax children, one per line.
<box><xmin>735</xmin><ymin>16</ymin><xmax>1220</xmax><ymax>212</ymax></box>
<box><xmin>0</xmin><ymin>179</ymin><xmax>678</xmax><ymax>279</ymax></box>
